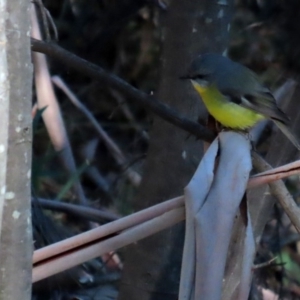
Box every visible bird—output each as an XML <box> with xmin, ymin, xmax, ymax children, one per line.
<box><xmin>181</xmin><ymin>53</ymin><xmax>300</xmax><ymax>149</ymax></box>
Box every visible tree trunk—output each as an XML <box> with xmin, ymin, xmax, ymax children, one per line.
<box><xmin>118</xmin><ymin>1</ymin><xmax>233</xmax><ymax>299</ymax></box>
<box><xmin>0</xmin><ymin>0</ymin><xmax>33</xmax><ymax>299</ymax></box>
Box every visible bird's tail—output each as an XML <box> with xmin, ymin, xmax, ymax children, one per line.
<box><xmin>273</xmin><ymin>119</ymin><xmax>300</xmax><ymax>150</ymax></box>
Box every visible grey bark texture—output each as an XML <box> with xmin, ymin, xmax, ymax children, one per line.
<box><xmin>0</xmin><ymin>0</ymin><xmax>33</xmax><ymax>299</ymax></box>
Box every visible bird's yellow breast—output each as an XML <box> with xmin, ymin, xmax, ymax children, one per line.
<box><xmin>192</xmin><ymin>81</ymin><xmax>265</xmax><ymax>129</ymax></box>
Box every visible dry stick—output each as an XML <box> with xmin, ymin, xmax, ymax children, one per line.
<box><xmin>31</xmin><ymin>38</ymin><xmax>215</xmax><ymax>143</ymax></box>
<box><xmin>52</xmin><ymin>76</ymin><xmax>141</xmax><ymax>187</ymax></box>
<box><xmin>252</xmin><ymin>152</ymin><xmax>300</xmax><ymax>233</ymax></box>
<box><xmin>33</xmin><ymin>196</ymin><xmax>184</xmax><ymax>264</ymax></box>
<box><xmin>249</xmin><ymin>157</ymin><xmax>300</xmax><ymax>183</ymax></box>
<box><xmin>248</xmin><ymin>162</ymin><xmax>300</xmax><ymax>188</ymax></box>
<box><xmin>33</xmin><ymin>207</ymin><xmax>185</xmax><ymax>283</ymax></box>
<box><xmin>33</xmin><ymin>158</ymin><xmax>300</xmax><ymax>264</ymax></box>
<box><xmin>31</xmin><ymin>7</ymin><xmax>87</xmax><ymax>204</ymax></box>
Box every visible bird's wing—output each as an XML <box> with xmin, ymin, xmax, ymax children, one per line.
<box><xmin>215</xmin><ymin>63</ymin><xmax>290</xmax><ymax>124</ymax></box>
<box><xmin>219</xmin><ymin>86</ymin><xmax>290</xmax><ymax>124</ymax></box>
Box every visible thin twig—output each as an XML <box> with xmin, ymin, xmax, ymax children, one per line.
<box><xmin>52</xmin><ymin>76</ymin><xmax>141</xmax><ymax>186</ymax></box>
<box><xmin>110</xmin><ymin>89</ymin><xmax>149</xmax><ymax>141</ymax></box>
<box><xmin>253</xmin><ymin>256</ymin><xmax>278</xmax><ymax>269</ymax></box>
<box><xmin>33</xmin><ymin>0</ymin><xmax>51</xmax><ymax>41</ymax></box>
<box><xmin>33</xmin><ymin>0</ymin><xmax>58</xmax><ymax>41</ymax></box>
<box><xmin>44</xmin><ymin>7</ymin><xmax>58</xmax><ymax>40</ymax></box>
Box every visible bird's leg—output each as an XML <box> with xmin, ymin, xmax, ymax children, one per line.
<box><xmin>206</xmin><ymin>115</ymin><xmax>220</xmax><ymax>134</ymax></box>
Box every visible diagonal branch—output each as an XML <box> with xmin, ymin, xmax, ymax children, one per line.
<box><xmin>31</xmin><ymin>38</ymin><xmax>215</xmax><ymax>143</ymax></box>
<box><xmin>252</xmin><ymin>152</ymin><xmax>300</xmax><ymax>232</ymax></box>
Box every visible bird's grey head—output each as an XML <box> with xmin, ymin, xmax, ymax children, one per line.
<box><xmin>183</xmin><ymin>53</ymin><xmax>231</xmax><ymax>87</ymax></box>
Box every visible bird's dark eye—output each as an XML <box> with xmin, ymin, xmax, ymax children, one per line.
<box><xmin>244</xmin><ymin>94</ymin><xmax>255</xmax><ymax>102</ymax></box>
<box><xmin>193</xmin><ymin>74</ymin><xmax>207</xmax><ymax>80</ymax></box>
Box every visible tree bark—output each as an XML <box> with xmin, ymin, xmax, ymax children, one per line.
<box><xmin>118</xmin><ymin>1</ymin><xmax>233</xmax><ymax>299</ymax></box>
<box><xmin>0</xmin><ymin>0</ymin><xmax>33</xmax><ymax>299</ymax></box>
